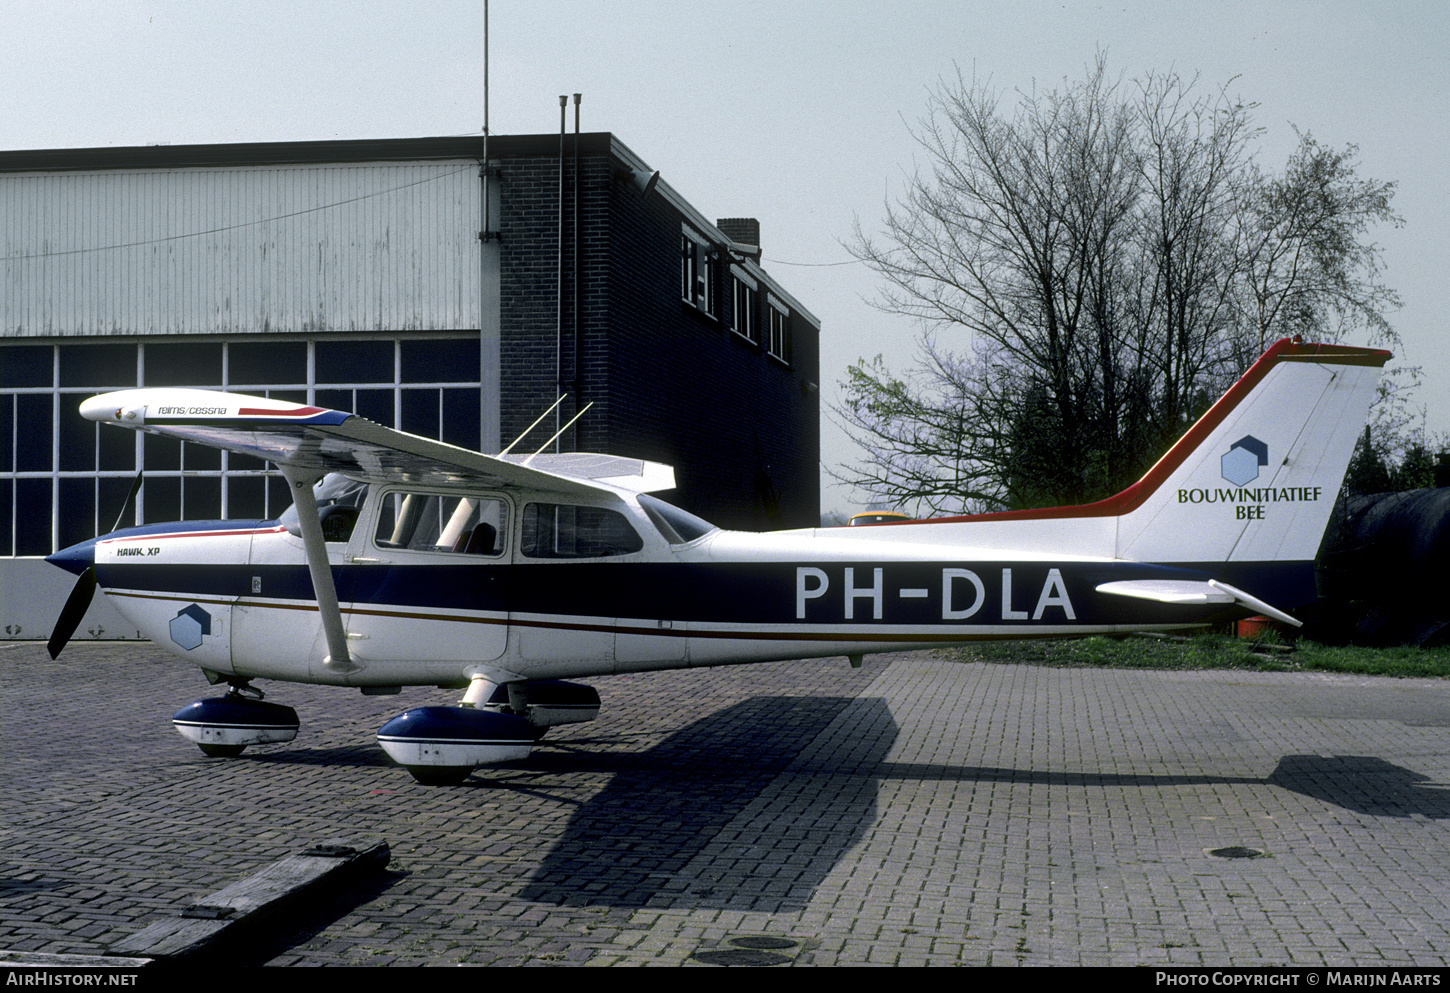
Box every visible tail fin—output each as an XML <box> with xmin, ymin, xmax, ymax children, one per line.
<box><xmin>853</xmin><ymin>340</ymin><xmax>1387</xmax><ymax>614</ymax></box>
<box><xmin>1114</xmin><ymin>340</ymin><xmax>1389</xmax><ymax>567</ymax></box>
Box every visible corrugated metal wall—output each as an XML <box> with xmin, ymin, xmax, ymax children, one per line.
<box><xmin>2</xmin><ymin>161</ymin><xmax>481</xmax><ymax>336</ymax></box>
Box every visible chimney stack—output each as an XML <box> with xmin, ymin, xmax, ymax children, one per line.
<box><xmin>716</xmin><ymin>218</ymin><xmax>761</xmax><ymax>261</ymax></box>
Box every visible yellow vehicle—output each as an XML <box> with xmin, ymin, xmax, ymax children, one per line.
<box><xmin>847</xmin><ymin>510</ymin><xmax>910</xmax><ymax>526</ymax></box>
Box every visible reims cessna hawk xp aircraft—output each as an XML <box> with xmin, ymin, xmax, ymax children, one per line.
<box><xmin>45</xmin><ymin>339</ymin><xmax>1388</xmax><ymax>783</ymax></box>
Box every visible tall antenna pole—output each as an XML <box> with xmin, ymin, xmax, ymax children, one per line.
<box><xmin>487</xmin><ymin>0</ymin><xmax>493</xmax><ymax>178</ymax></box>
<box><xmin>557</xmin><ymin>94</ymin><xmax>567</xmax><ymax>452</ymax></box>
<box><xmin>479</xmin><ymin>0</ymin><xmax>499</xmax><ymax>453</ymax></box>
<box><xmin>573</xmin><ymin>93</ymin><xmax>582</xmax><ymax>444</ymax></box>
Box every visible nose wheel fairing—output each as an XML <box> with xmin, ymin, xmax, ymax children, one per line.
<box><xmin>172</xmin><ymin>690</ymin><xmax>300</xmax><ymax>757</ymax></box>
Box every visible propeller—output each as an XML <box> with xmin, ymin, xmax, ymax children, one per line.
<box><xmin>46</xmin><ymin>472</ymin><xmax>143</xmax><ymax>660</ymax></box>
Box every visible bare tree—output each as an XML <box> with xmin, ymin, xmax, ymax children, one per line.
<box><xmin>1241</xmin><ymin>131</ymin><xmax>1402</xmax><ymax>349</ymax></box>
<box><xmin>840</xmin><ymin>60</ymin><xmax>1402</xmax><ymax>514</ymax></box>
<box><xmin>837</xmin><ymin>341</ymin><xmax>1019</xmax><ymax>515</ymax></box>
<box><xmin>1123</xmin><ymin>72</ymin><xmax>1257</xmax><ymax>437</ymax></box>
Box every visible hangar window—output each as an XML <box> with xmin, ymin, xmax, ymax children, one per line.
<box><xmin>59</xmin><ymin>344</ymin><xmax>135</xmax><ymax>389</ymax></box>
<box><xmin>521</xmin><ymin>503</ymin><xmax>643</xmax><ymax>559</ymax></box>
<box><xmin>0</xmin><ymin>345</ymin><xmax>52</xmax><ymax>390</ymax></box>
<box><xmin>0</xmin><ymin>335</ymin><xmax>483</xmax><ymax>557</ymax></box>
<box><xmin>145</xmin><ymin>343</ymin><xmax>223</xmax><ymax>388</ymax></box>
<box><xmin>317</xmin><ymin>339</ymin><xmax>394</xmax><ymax>383</ymax></box>
<box><xmin>230</xmin><ymin>342</ymin><xmax>306</xmax><ymax>386</ymax></box>
<box><xmin>401</xmin><ymin>339</ymin><xmax>480</xmax><ymax>383</ymax></box>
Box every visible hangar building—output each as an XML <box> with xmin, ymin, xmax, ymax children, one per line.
<box><xmin>0</xmin><ymin>133</ymin><xmax>820</xmax><ymax>640</ymax></box>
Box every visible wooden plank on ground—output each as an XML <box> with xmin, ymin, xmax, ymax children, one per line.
<box><xmin>109</xmin><ymin>838</ymin><xmax>389</xmax><ymax>961</ymax></box>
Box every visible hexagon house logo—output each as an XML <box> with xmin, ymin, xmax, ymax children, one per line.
<box><xmin>1221</xmin><ymin>435</ymin><xmax>1269</xmax><ymax>487</ymax></box>
<box><xmin>170</xmin><ymin>604</ymin><xmax>213</xmax><ymax>652</ymax></box>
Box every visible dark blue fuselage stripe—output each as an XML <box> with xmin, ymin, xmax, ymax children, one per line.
<box><xmin>99</xmin><ymin>558</ymin><xmax>1316</xmax><ymax>629</ymax></box>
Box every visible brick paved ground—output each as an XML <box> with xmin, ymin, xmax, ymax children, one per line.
<box><xmin>3</xmin><ymin>640</ymin><xmax>1449</xmax><ymax>966</ymax></box>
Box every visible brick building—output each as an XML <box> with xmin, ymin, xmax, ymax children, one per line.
<box><xmin>0</xmin><ymin>133</ymin><xmax>820</xmax><ymax>637</ymax></box>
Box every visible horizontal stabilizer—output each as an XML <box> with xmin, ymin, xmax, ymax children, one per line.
<box><xmin>1095</xmin><ymin>579</ymin><xmax>1302</xmax><ymax>628</ymax></box>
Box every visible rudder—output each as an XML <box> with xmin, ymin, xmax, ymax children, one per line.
<box><xmin>1115</xmin><ymin>340</ymin><xmax>1390</xmax><ymax>568</ymax></box>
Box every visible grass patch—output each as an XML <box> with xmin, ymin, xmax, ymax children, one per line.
<box><xmin>951</xmin><ymin>632</ymin><xmax>1450</xmax><ymax>679</ymax></box>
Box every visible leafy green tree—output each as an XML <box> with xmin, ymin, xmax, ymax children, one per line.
<box><xmin>1393</xmin><ymin>444</ymin><xmax>1438</xmax><ymax>491</ymax></box>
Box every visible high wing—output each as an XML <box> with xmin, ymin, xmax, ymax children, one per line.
<box><xmin>77</xmin><ymin>387</ymin><xmax>677</xmax><ymax>675</ymax></box>
<box><xmin>78</xmin><ymin>388</ymin><xmax>676</xmax><ymax>496</ymax></box>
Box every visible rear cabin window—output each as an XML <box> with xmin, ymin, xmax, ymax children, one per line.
<box><xmin>637</xmin><ymin>493</ymin><xmax>717</xmax><ymax>545</ymax></box>
<box><xmin>374</xmin><ymin>491</ymin><xmax>507</xmax><ymax>556</ymax></box>
<box><xmin>522</xmin><ymin>503</ymin><xmax>643</xmax><ymax>559</ymax></box>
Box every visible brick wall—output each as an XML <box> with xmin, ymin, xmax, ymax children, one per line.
<box><xmin>497</xmin><ymin>139</ymin><xmax>819</xmax><ymax>531</ymax></box>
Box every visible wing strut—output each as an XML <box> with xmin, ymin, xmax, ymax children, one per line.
<box><xmin>281</xmin><ymin>465</ymin><xmax>359</xmax><ymax>672</ymax></box>
<box><xmin>498</xmin><ymin>395</ymin><xmax>567</xmax><ymax>456</ymax></box>
<box><xmin>523</xmin><ymin>402</ymin><xmax>593</xmax><ymax>463</ymax></box>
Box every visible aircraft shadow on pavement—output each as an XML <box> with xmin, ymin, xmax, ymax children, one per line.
<box><xmin>1268</xmin><ymin>754</ymin><xmax>1450</xmax><ymax>818</ymax></box>
<box><xmin>520</xmin><ymin>695</ymin><xmax>897</xmax><ymax>912</ymax></box>
<box><xmin>862</xmin><ymin>755</ymin><xmax>1450</xmax><ymax>820</ymax></box>
<box><xmin>242</xmin><ymin>744</ymin><xmax>397</xmax><ymax>769</ymax></box>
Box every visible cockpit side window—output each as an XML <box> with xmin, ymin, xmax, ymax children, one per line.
<box><xmin>280</xmin><ymin>473</ymin><xmax>369</xmax><ymax>542</ymax></box>
<box><xmin>373</xmin><ymin>491</ymin><xmax>508</xmax><ymax>556</ymax></box>
<box><xmin>521</xmin><ymin>503</ymin><xmax>644</xmax><ymax>558</ymax></box>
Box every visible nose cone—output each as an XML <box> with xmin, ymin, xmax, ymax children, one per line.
<box><xmin>45</xmin><ymin>520</ymin><xmax>205</xmax><ymax>576</ymax></box>
<box><xmin>46</xmin><ymin>538</ymin><xmax>98</xmax><ymax>577</ymax></box>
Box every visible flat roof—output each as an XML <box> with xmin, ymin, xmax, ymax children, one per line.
<box><xmin>0</xmin><ymin>133</ymin><xmax>614</xmax><ymax>173</ymax></box>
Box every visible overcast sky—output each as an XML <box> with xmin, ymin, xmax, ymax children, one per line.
<box><xmin>4</xmin><ymin>1</ymin><xmax>1445</xmax><ymax>512</ymax></box>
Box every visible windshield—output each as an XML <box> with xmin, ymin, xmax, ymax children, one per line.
<box><xmin>279</xmin><ymin>473</ymin><xmax>370</xmax><ymax>538</ymax></box>
<box><xmin>637</xmin><ymin>493</ymin><xmax>718</xmax><ymax>545</ymax></box>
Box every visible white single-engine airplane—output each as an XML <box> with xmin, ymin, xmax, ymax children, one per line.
<box><xmin>46</xmin><ymin>339</ymin><xmax>1388</xmax><ymax>783</ymax></box>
